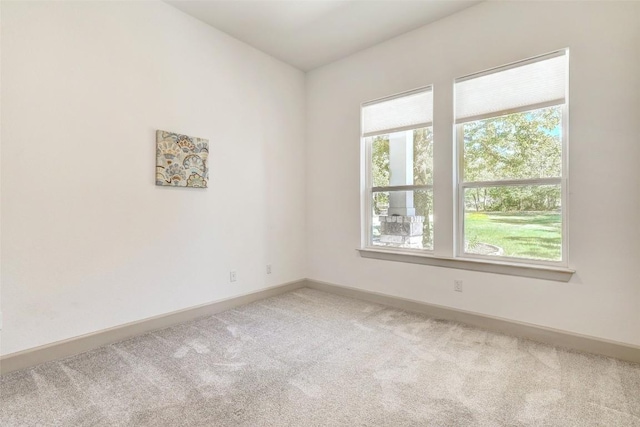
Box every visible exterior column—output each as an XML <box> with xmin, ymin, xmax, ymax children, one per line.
<box><xmin>378</xmin><ymin>130</ymin><xmax>424</xmax><ymax>248</ymax></box>
<box><xmin>388</xmin><ymin>131</ymin><xmax>415</xmax><ymax>216</ymax></box>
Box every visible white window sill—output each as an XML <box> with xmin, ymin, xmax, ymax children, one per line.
<box><xmin>357</xmin><ymin>248</ymin><xmax>575</xmax><ymax>282</ymax></box>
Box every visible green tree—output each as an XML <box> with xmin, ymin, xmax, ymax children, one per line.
<box><xmin>371</xmin><ymin>136</ymin><xmax>389</xmax><ymax>214</ymax></box>
<box><xmin>413</xmin><ymin>128</ymin><xmax>433</xmax><ymax>247</ymax></box>
<box><xmin>463</xmin><ymin>106</ymin><xmax>562</xmax><ymax>212</ymax></box>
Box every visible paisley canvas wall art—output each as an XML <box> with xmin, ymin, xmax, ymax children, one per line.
<box><xmin>156</xmin><ymin>130</ymin><xmax>209</xmax><ymax>188</ymax></box>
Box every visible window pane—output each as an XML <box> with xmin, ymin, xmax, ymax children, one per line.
<box><xmin>463</xmin><ymin>106</ymin><xmax>562</xmax><ymax>182</ymax></box>
<box><xmin>463</xmin><ymin>185</ymin><xmax>561</xmax><ymax>261</ymax></box>
<box><xmin>372</xmin><ymin>189</ymin><xmax>433</xmax><ymax>250</ymax></box>
<box><xmin>371</xmin><ymin>127</ymin><xmax>433</xmax><ymax>188</ymax></box>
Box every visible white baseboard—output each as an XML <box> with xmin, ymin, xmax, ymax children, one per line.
<box><xmin>305</xmin><ymin>279</ymin><xmax>640</xmax><ymax>364</ymax></box>
<box><xmin>2</xmin><ymin>277</ymin><xmax>637</xmax><ymax>376</ymax></box>
<box><xmin>0</xmin><ymin>280</ymin><xmax>306</xmax><ymax>375</ymax></box>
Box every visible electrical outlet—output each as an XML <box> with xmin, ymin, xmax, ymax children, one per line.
<box><xmin>454</xmin><ymin>280</ymin><xmax>463</xmax><ymax>292</ymax></box>
<box><xmin>230</xmin><ymin>271</ymin><xmax>237</xmax><ymax>282</ymax></box>
<box><xmin>266</xmin><ymin>264</ymin><xmax>272</xmax><ymax>274</ymax></box>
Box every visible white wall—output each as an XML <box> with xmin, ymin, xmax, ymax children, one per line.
<box><xmin>2</xmin><ymin>0</ymin><xmax>639</xmax><ymax>357</ymax></box>
<box><xmin>1</xmin><ymin>1</ymin><xmax>306</xmax><ymax>355</ymax></box>
<box><xmin>307</xmin><ymin>1</ymin><xmax>640</xmax><ymax>346</ymax></box>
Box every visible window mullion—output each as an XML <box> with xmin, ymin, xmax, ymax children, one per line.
<box><xmin>461</xmin><ymin>177</ymin><xmax>562</xmax><ymax>189</ymax></box>
<box><xmin>372</xmin><ymin>184</ymin><xmax>432</xmax><ymax>193</ymax></box>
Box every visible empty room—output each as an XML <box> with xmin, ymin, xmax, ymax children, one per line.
<box><xmin>1</xmin><ymin>0</ymin><xmax>639</xmax><ymax>425</ymax></box>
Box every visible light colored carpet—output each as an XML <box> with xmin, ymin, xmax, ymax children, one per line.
<box><xmin>1</xmin><ymin>288</ymin><xmax>639</xmax><ymax>426</ymax></box>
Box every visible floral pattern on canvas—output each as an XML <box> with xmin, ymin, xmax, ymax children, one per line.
<box><xmin>156</xmin><ymin>130</ymin><xmax>209</xmax><ymax>187</ymax></box>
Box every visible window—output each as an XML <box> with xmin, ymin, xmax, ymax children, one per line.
<box><xmin>362</xmin><ymin>87</ymin><xmax>434</xmax><ymax>251</ymax></box>
<box><xmin>455</xmin><ymin>50</ymin><xmax>568</xmax><ymax>264</ymax></box>
<box><xmin>359</xmin><ymin>51</ymin><xmax>571</xmax><ymax>278</ymax></box>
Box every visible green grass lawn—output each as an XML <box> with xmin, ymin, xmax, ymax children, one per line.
<box><xmin>464</xmin><ymin>211</ymin><xmax>562</xmax><ymax>261</ymax></box>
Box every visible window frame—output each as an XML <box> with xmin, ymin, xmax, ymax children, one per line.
<box><xmin>358</xmin><ymin>50</ymin><xmax>574</xmax><ymax>280</ymax></box>
<box><xmin>361</xmin><ymin>86</ymin><xmax>434</xmax><ymax>253</ymax></box>
<box><xmin>453</xmin><ymin>50</ymin><xmax>570</xmax><ymax>268</ymax></box>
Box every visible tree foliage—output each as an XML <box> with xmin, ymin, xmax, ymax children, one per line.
<box><xmin>463</xmin><ymin>106</ymin><xmax>562</xmax><ymax>212</ymax></box>
<box><xmin>372</xmin><ymin>136</ymin><xmax>389</xmax><ymax>188</ymax></box>
<box><xmin>413</xmin><ymin>128</ymin><xmax>433</xmax><ymax>246</ymax></box>
<box><xmin>370</xmin><ymin>106</ymin><xmax>562</xmax><ymax>253</ymax></box>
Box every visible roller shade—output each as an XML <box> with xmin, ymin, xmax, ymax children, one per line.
<box><xmin>362</xmin><ymin>87</ymin><xmax>433</xmax><ymax>137</ymax></box>
<box><xmin>455</xmin><ymin>51</ymin><xmax>567</xmax><ymax>124</ymax></box>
